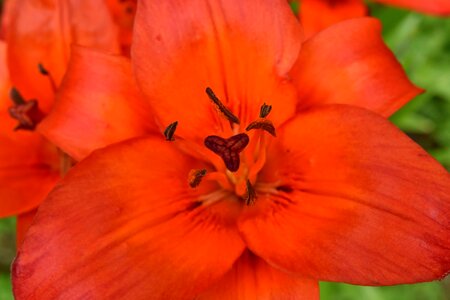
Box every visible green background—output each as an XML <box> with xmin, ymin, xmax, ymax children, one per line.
<box><xmin>1</xmin><ymin>1</ymin><xmax>450</xmax><ymax>299</ymax></box>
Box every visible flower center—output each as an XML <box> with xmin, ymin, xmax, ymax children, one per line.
<box><xmin>164</xmin><ymin>87</ymin><xmax>276</xmax><ymax>206</ymax></box>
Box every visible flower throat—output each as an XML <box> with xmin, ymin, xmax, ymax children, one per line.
<box><xmin>164</xmin><ymin>87</ymin><xmax>276</xmax><ymax>206</ymax></box>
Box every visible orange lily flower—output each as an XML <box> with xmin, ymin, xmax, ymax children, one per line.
<box><xmin>0</xmin><ymin>0</ymin><xmax>127</xmax><ymax>245</ymax></box>
<box><xmin>292</xmin><ymin>0</ymin><xmax>450</xmax><ymax>38</ymax></box>
<box><xmin>13</xmin><ymin>0</ymin><xmax>450</xmax><ymax>298</ymax></box>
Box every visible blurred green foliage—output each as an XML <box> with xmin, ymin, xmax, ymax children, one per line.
<box><xmin>0</xmin><ymin>2</ymin><xmax>449</xmax><ymax>300</ymax></box>
<box><xmin>380</xmin><ymin>7</ymin><xmax>450</xmax><ymax>170</ymax></box>
<box><xmin>0</xmin><ymin>218</ymin><xmax>14</xmax><ymax>300</ymax></box>
<box><xmin>321</xmin><ymin>281</ymin><xmax>447</xmax><ymax>300</ymax></box>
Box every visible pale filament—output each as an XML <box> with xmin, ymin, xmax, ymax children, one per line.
<box><xmin>255</xmin><ymin>181</ymin><xmax>281</xmax><ymax>194</ymax></box>
<box><xmin>197</xmin><ymin>189</ymin><xmax>230</xmax><ymax>207</ymax></box>
<box><xmin>247</xmin><ymin>133</ymin><xmax>268</xmax><ymax>184</ymax></box>
<box><xmin>47</xmin><ymin>74</ymin><xmax>58</xmax><ymax>94</ymax></box>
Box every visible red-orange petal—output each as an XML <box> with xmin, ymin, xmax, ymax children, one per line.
<box><xmin>198</xmin><ymin>250</ymin><xmax>319</xmax><ymax>299</ymax></box>
<box><xmin>239</xmin><ymin>105</ymin><xmax>450</xmax><ymax>285</ymax></box>
<box><xmin>299</xmin><ymin>0</ymin><xmax>367</xmax><ymax>39</ymax></box>
<box><xmin>0</xmin><ymin>0</ymin><xmax>14</xmax><ymax>40</ymax></box>
<box><xmin>0</xmin><ymin>1</ymin><xmax>7</xmax><ymax>39</ymax></box>
<box><xmin>132</xmin><ymin>0</ymin><xmax>301</xmax><ymax>142</ymax></box>
<box><xmin>38</xmin><ymin>46</ymin><xmax>156</xmax><ymax>162</ymax></box>
<box><xmin>0</xmin><ymin>41</ymin><xmax>8</xmax><ymax>111</ymax></box>
<box><xmin>0</xmin><ymin>110</ymin><xmax>59</xmax><ymax>218</ymax></box>
<box><xmin>6</xmin><ymin>0</ymin><xmax>120</xmax><ymax>113</ymax></box>
<box><xmin>291</xmin><ymin>18</ymin><xmax>422</xmax><ymax>117</ymax></box>
<box><xmin>13</xmin><ymin>137</ymin><xmax>245</xmax><ymax>299</ymax></box>
<box><xmin>16</xmin><ymin>208</ymin><xmax>37</xmax><ymax>249</ymax></box>
<box><xmin>374</xmin><ymin>0</ymin><xmax>450</xmax><ymax>15</ymax></box>
<box><xmin>0</xmin><ymin>160</ymin><xmax>57</xmax><ymax>218</ymax></box>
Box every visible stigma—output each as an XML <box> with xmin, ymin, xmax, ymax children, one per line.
<box><xmin>204</xmin><ymin>133</ymin><xmax>249</xmax><ymax>172</ymax></box>
<box><xmin>8</xmin><ymin>88</ymin><xmax>44</xmax><ymax>131</ymax></box>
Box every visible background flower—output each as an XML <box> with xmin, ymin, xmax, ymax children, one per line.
<box><xmin>0</xmin><ymin>0</ymin><xmax>124</xmax><ymax>248</ymax></box>
<box><xmin>291</xmin><ymin>0</ymin><xmax>450</xmax><ymax>38</ymax></box>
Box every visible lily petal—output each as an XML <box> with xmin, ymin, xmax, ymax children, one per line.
<box><xmin>132</xmin><ymin>0</ymin><xmax>301</xmax><ymax>141</ymax></box>
<box><xmin>239</xmin><ymin>105</ymin><xmax>450</xmax><ymax>285</ymax></box>
<box><xmin>0</xmin><ymin>41</ymin><xmax>8</xmax><ymax>111</ymax></box>
<box><xmin>0</xmin><ymin>112</ymin><xmax>59</xmax><ymax>218</ymax></box>
<box><xmin>291</xmin><ymin>18</ymin><xmax>422</xmax><ymax>117</ymax></box>
<box><xmin>0</xmin><ymin>0</ymin><xmax>14</xmax><ymax>39</ymax></box>
<box><xmin>13</xmin><ymin>137</ymin><xmax>245</xmax><ymax>299</ymax></box>
<box><xmin>16</xmin><ymin>208</ymin><xmax>37</xmax><ymax>248</ymax></box>
<box><xmin>299</xmin><ymin>0</ymin><xmax>367</xmax><ymax>39</ymax></box>
<box><xmin>198</xmin><ymin>250</ymin><xmax>319</xmax><ymax>299</ymax></box>
<box><xmin>38</xmin><ymin>46</ymin><xmax>156</xmax><ymax>162</ymax></box>
<box><xmin>6</xmin><ymin>0</ymin><xmax>120</xmax><ymax>112</ymax></box>
<box><xmin>374</xmin><ymin>0</ymin><xmax>450</xmax><ymax>15</ymax></box>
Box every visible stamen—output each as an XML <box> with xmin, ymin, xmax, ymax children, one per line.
<box><xmin>244</xmin><ymin>180</ymin><xmax>257</xmax><ymax>206</ymax></box>
<box><xmin>246</xmin><ymin>119</ymin><xmax>276</xmax><ymax>137</ymax></box>
<box><xmin>204</xmin><ymin>133</ymin><xmax>249</xmax><ymax>172</ymax></box>
<box><xmin>248</xmin><ymin>134</ymin><xmax>268</xmax><ymax>183</ymax></box>
<box><xmin>259</xmin><ymin>103</ymin><xmax>272</xmax><ymax>118</ymax></box>
<box><xmin>188</xmin><ymin>168</ymin><xmax>207</xmax><ymax>188</ymax></box>
<box><xmin>8</xmin><ymin>88</ymin><xmax>44</xmax><ymax>131</ymax></box>
<box><xmin>164</xmin><ymin>121</ymin><xmax>178</xmax><ymax>141</ymax></box>
<box><xmin>10</xmin><ymin>88</ymin><xmax>26</xmax><ymax>105</ymax></box>
<box><xmin>37</xmin><ymin>63</ymin><xmax>49</xmax><ymax>75</ymax></box>
<box><xmin>205</xmin><ymin>87</ymin><xmax>240</xmax><ymax>125</ymax></box>
<box><xmin>197</xmin><ymin>189</ymin><xmax>229</xmax><ymax>207</ymax></box>
<box><xmin>255</xmin><ymin>181</ymin><xmax>281</xmax><ymax>194</ymax></box>
<box><xmin>38</xmin><ymin>63</ymin><xmax>57</xmax><ymax>93</ymax></box>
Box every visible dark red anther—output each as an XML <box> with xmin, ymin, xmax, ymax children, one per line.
<box><xmin>38</xmin><ymin>63</ymin><xmax>49</xmax><ymax>75</ymax></box>
<box><xmin>204</xmin><ymin>133</ymin><xmax>249</xmax><ymax>172</ymax></box>
<box><xmin>164</xmin><ymin>121</ymin><xmax>178</xmax><ymax>141</ymax></box>
<box><xmin>205</xmin><ymin>87</ymin><xmax>240</xmax><ymax>125</ymax></box>
<box><xmin>246</xmin><ymin>118</ymin><xmax>276</xmax><ymax>137</ymax></box>
<box><xmin>8</xmin><ymin>88</ymin><xmax>44</xmax><ymax>131</ymax></box>
<box><xmin>188</xmin><ymin>169</ymin><xmax>207</xmax><ymax>188</ymax></box>
<box><xmin>259</xmin><ymin>103</ymin><xmax>272</xmax><ymax>118</ymax></box>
